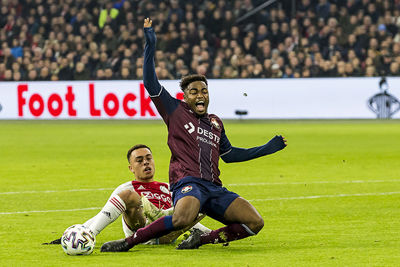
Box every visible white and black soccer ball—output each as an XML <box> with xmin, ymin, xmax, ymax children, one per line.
<box><xmin>61</xmin><ymin>224</ymin><xmax>96</xmax><ymax>255</ymax></box>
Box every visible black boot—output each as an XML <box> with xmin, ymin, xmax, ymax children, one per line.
<box><xmin>100</xmin><ymin>239</ymin><xmax>131</xmax><ymax>252</ymax></box>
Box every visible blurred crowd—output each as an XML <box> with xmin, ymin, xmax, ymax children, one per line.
<box><xmin>1</xmin><ymin>0</ymin><xmax>400</xmax><ymax>81</ymax></box>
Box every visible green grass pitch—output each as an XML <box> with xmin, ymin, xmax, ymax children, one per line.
<box><xmin>0</xmin><ymin>120</ymin><xmax>399</xmax><ymax>266</ymax></box>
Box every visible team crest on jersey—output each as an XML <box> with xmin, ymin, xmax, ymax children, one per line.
<box><xmin>181</xmin><ymin>185</ymin><xmax>192</xmax><ymax>194</ymax></box>
<box><xmin>210</xmin><ymin>118</ymin><xmax>220</xmax><ymax>130</ymax></box>
<box><xmin>160</xmin><ymin>185</ymin><xmax>169</xmax><ymax>194</ymax></box>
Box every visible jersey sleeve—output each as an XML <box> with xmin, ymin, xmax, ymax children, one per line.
<box><xmin>221</xmin><ymin>135</ymin><xmax>286</xmax><ymax>163</ymax></box>
<box><xmin>150</xmin><ymin>87</ymin><xmax>181</xmax><ymax>123</ymax></box>
<box><xmin>219</xmin><ymin>124</ymin><xmax>233</xmax><ymax>157</ymax></box>
<box><xmin>143</xmin><ymin>27</ymin><xmax>180</xmax><ymax>123</ymax></box>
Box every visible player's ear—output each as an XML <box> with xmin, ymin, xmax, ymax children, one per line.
<box><xmin>183</xmin><ymin>89</ymin><xmax>188</xmax><ymax>102</ymax></box>
<box><xmin>128</xmin><ymin>164</ymin><xmax>135</xmax><ymax>174</ymax></box>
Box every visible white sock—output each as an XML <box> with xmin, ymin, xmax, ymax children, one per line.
<box><xmin>191</xmin><ymin>222</ymin><xmax>212</xmax><ymax>234</ymax></box>
<box><xmin>86</xmin><ymin>195</ymin><xmax>126</xmax><ymax>236</ymax></box>
<box><xmin>83</xmin><ymin>216</ymin><xmax>95</xmax><ymax>228</ymax></box>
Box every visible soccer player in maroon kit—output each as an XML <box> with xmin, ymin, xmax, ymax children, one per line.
<box><xmin>101</xmin><ymin>18</ymin><xmax>287</xmax><ymax>252</ymax></box>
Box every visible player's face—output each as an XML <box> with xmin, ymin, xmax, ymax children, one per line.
<box><xmin>183</xmin><ymin>81</ymin><xmax>209</xmax><ymax>115</ymax></box>
<box><xmin>128</xmin><ymin>148</ymin><xmax>155</xmax><ymax>182</ymax></box>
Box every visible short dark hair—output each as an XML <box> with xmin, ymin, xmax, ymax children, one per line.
<box><xmin>127</xmin><ymin>144</ymin><xmax>151</xmax><ymax>162</ymax></box>
<box><xmin>179</xmin><ymin>74</ymin><xmax>208</xmax><ymax>91</ymax></box>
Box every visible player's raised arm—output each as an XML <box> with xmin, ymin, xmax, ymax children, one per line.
<box><xmin>143</xmin><ymin>18</ymin><xmax>162</xmax><ymax>96</ymax></box>
<box><xmin>142</xmin><ymin>18</ymin><xmax>180</xmax><ymax>119</ymax></box>
<box><xmin>220</xmin><ymin>133</ymin><xmax>287</xmax><ymax>163</ymax></box>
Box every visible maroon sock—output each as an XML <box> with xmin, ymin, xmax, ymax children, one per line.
<box><xmin>125</xmin><ymin>216</ymin><xmax>174</xmax><ymax>247</ymax></box>
<box><xmin>200</xmin><ymin>223</ymin><xmax>254</xmax><ymax>244</ymax></box>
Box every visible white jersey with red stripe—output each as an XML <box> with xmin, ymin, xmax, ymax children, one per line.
<box><xmin>109</xmin><ymin>180</ymin><xmax>172</xmax><ymax>210</ymax></box>
<box><xmin>108</xmin><ymin>180</ymin><xmax>172</xmax><ymax>240</ymax></box>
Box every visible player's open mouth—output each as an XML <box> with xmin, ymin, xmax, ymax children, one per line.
<box><xmin>144</xmin><ymin>167</ymin><xmax>152</xmax><ymax>173</ymax></box>
<box><xmin>195</xmin><ymin>101</ymin><xmax>205</xmax><ymax>112</ymax></box>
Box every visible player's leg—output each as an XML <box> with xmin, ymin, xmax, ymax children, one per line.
<box><xmin>158</xmin><ymin>213</ymin><xmax>206</xmax><ymax>244</ymax></box>
<box><xmin>223</xmin><ymin>197</ymin><xmax>264</xmax><ymax>233</ymax></box>
<box><xmin>172</xmin><ymin>195</ymin><xmax>200</xmax><ymax>228</ymax></box>
<box><xmin>101</xmin><ymin>179</ymin><xmax>205</xmax><ymax>252</ymax></box>
<box><xmin>142</xmin><ymin>196</ymin><xmax>208</xmax><ymax>244</ymax></box>
<box><xmin>43</xmin><ymin>188</ymin><xmax>142</xmax><ymax>245</ymax></box>
<box><xmin>85</xmin><ymin>189</ymin><xmax>144</xmax><ymax>236</ymax></box>
<box><xmin>178</xmin><ymin>189</ymin><xmax>263</xmax><ymax>249</ymax></box>
<box><xmin>141</xmin><ymin>194</ymin><xmax>210</xmax><ymax>240</ymax></box>
<box><xmin>190</xmin><ymin>221</ymin><xmax>212</xmax><ymax>234</ymax></box>
<box><xmin>120</xmin><ymin>190</ymin><xmax>146</xmax><ymax>231</ymax></box>
<box><xmin>195</xmin><ymin>197</ymin><xmax>263</xmax><ymax>245</ymax></box>
<box><xmin>140</xmin><ymin>196</ymin><xmax>204</xmax><ymax>245</ymax></box>
<box><xmin>101</xmin><ymin>195</ymin><xmax>200</xmax><ymax>252</ymax></box>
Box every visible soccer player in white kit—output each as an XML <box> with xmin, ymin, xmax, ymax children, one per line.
<box><xmin>44</xmin><ymin>144</ymin><xmax>209</xmax><ymax>245</ymax></box>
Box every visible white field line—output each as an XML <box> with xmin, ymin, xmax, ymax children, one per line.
<box><xmin>1</xmin><ymin>179</ymin><xmax>400</xmax><ymax>195</ymax></box>
<box><xmin>1</xmin><ymin>191</ymin><xmax>400</xmax><ymax>215</ymax></box>
<box><xmin>0</xmin><ymin>187</ymin><xmax>115</xmax><ymax>195</ymax></box>
<box><xmin>0</xmin><ymin>207</ymin><xmax>101</xmax><ymax>215</ymax></box>
<box><xmin>227</xmin><ymin>179</ymin><xmax>400</xmax><ymax>187</ymax></box>
<box><xmin>250</xmin><ymin>191</ymin><xmax>400</xmax><ymax>202</ymax></box>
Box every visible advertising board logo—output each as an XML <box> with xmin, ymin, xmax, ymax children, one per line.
<box><xmin>16</xmin><ymin>83</ymin><xmax>157</xmax><ymax>118</ymax></box>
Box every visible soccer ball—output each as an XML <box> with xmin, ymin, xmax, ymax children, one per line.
<box><xmin>61</xmin><ymin>224</ymin><xmax>96</xmax><ymax>255</ymax></box>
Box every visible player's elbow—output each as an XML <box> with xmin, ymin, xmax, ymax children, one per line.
<box><xmin>220</xmin><ymin>153</ymin><xmax>235</xmax><ymax>163</ymax></box>
<box><xmin>221</xmin><ymin>157</ymin><xmax>231</xmax><ymax>163</ymax></box>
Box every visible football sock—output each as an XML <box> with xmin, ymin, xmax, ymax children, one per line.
<box><xmin>85</xmin><ymin>195</ymin><xmax>126</xmax><ymax>236</ymax></box>
<box><xmin>200</xmin><ymin>223</ymin><xmax>255</xmax><ymax>244</ymax></box>
<box><xmin>83</xmin><ymin>217</ymin><xmax>95</xmax><ymax>228</ymax></box>
<box><xmin>125</xmin><ymin>215</ymin><xmax>174</xmax><ymax>247</ymax></box>
<box><xmin>191</xmin><ymin>222</ymin><xmax>211</xmax><ymax>234</ymax></box>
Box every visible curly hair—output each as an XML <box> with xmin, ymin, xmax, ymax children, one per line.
<box><xmin>179</xmin><ymin>74</ymin><xmax>208</xmax><ymax>91</ymax></box>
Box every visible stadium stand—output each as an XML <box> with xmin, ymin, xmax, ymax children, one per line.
<box><xmin>1</xmin><ymin>0</ymin><xmax>400</xmax><ymax>81</ymax></box>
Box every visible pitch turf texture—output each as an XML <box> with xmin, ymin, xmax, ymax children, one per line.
<box><xmin>1</xmin><ymin>120</ymin><xmax>399</xmax><ymax>266</ymax></box>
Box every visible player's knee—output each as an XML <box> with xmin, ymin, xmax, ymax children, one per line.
<box><xmin>251</xmin><ymin>216</ymin><xmax>264</xmax><ymax>234</ymax></box>
<box><xmin>171</xmin><ymin>214</ymin><xmax>193</xmax><ymax>229</ymax></box>
<box><xmin>118</xmin><ymin>190</ymin><xmax>141</xmax><ymax>209</ymax></box>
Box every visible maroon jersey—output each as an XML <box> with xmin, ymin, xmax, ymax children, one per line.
<box><xmin>143</xmin><ymin>27</ymin><xmax>286</xmax><ymax>187</ymax></box>
<box><xmin>131</xmin><ymin>180</ymin><xmax>172</xmax><ymax>209</ymax></box>
<box><xmin>143</xmin><ymin>27</ymin><xmax>232</xmax><ymax>186</ymax></box>
<box><xmin>151</xmin><ymin>91</ymin><xmax>232</xmax><ymax>186</ymax></box>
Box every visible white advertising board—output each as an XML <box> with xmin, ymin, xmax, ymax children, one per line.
<box><xmin>0</xmin><ymin>78</ymin><xmax>399</xmax><ymax>119</ymax></box>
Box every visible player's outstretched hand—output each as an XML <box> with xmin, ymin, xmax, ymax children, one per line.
<box><xmin>144</xmin><ymin>18</ymin><xmax>152</xmax><ymax>28</ymax></box>
<box><xmin>281</xmin><ymin>135</ymin><xmax>288</xmax><ymax>147</ymax></box>
<box><xmin>275</xmin><ymin>135</ymin><xmax>287</xmax><ymax>148</ymax></box>
<box><xmin>266</xmin><ymin>135</ymin><xmax>287</xmax><ymax>153</ymax></box>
